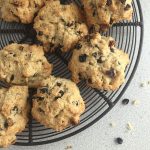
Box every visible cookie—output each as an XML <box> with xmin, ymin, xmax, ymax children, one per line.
<box><xmin>34</xmin><ymin>0</ymin><xmax>88</xmax><ymax>52</ymax></box>
<box><xmin>0</xmin><ymin>0</ymin><xmax>46</xmax><ymax>24</ymax></box>
<box><xmin>0</xmin><ymin>43</ymin><xmax>52</xmax><ymax>87</ymax></box>
<box><xmin>69</xmin><ymin>33</ymin><xmax>129</xmax><ymax>91</ymax></box>
<box><xmin>0</xmin><ymin>86</ymin><xmax>29</xmax><ymax>147</ymax></box>
<box><xmin>32</xmin><ymin>76</ymin><xmax>85</xmax><ymax>131</ymax></box>
<box><xmin>81</xmin><ymin>0</ymin><xmax>133</xmax><ymax>32</ymax></box>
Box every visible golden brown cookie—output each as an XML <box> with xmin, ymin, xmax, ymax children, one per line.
<box><xmin>69</xmin><ymin>33</ymin><xmax>130</xmax><ymax>91</ymax></box>
<box><xmin>81</xmin><ymin>0</ymin><xmax>133</xmax><ymax>32</ymax></box>
<box><xmin>0</xmin><ymin>86</ymin><xmax>29</xmax><ymax>147</ymax></box>
<box><xmin>34</xmin><ymin>0</ymin><xmax>88</xmax><ymax>52</ymax></box>
<box><xmin>32</xmin><ymin>76</ymin><xmax>85</xmax><ymax>131</ymax></box>
<box><xmin>0</xmin><ymin>43</ymin><xmax>52</xmax><ymax>87</ymax></box>
<box><xmin>0</xmin><ymin>0</ymin><xmax>46</xmax><ymax>24</ymax></box>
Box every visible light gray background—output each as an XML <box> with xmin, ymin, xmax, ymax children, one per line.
<box><xmin>6</xmin><ymin>1</ymin><xmax>150</xmax><ymax>150</ymax></box>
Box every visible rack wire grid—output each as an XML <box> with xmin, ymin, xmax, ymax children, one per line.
<box><xmin>0</xmin><ymin>0</ymin><xmax>144</xmax><ymax>146</ymax></box>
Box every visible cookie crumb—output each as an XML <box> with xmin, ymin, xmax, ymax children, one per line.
<box><xmin>147</xmin><ymin>81</ymin><xmax>150</xmax><ymax>85</ymax></box>
<box><xmin>132</xmin><ymin>100</ymin><xmax>140</xmax><ymax>106</ymax></box>
<box><xmin>126</xmin><ymin>122</ymin><xmax>134</xmax><ymax>131</ymax></box>
<box><xmin>65</xmin><ymin>145</ymin><xmax>72</xmax><ymax>150</ymax></box>
<box><xmin>115</xmin><ymin>137</ymin><xmax>123</xmax><ymax>144</ymax></box>
<box><xmin>109</xmin><ymin>122</ymin><xmax>116</xmax><ymax>128</ymax></box>
<box><xmin>140</xmin><ymin>83</ymin><xmax>145</xmax><ymax>87</ymax></box>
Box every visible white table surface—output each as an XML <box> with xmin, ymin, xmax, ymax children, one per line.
<box><xmin>6</xmin><ymin>1</ymin><xmax>150</xmax><ymax>150</ymax></box>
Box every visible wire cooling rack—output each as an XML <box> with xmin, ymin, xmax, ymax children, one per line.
<box><xmin>0</xmin><ymin>0</ymin><xmax>143</xmax><ymax>146</ymax></box>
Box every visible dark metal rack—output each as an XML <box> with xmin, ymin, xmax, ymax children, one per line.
<box><xmin>0</xmin><ymin>0</ymin><xmax>143</xmax><ymax>146</ymax></box>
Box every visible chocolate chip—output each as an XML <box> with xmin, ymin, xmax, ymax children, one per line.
<box><xmin>106</xmin><ymin>0</ymin><xmax>112</xmax><ymax>6</ymax></box>
<box><xmin>66</xmin><ymin>22</ymin><xmax>74</xmax><ymax>27</ymax></box>
<box><xmin>122</xmin><ymin>99</ymin><xmax>129</xmax><ymax>105</ymax></box>
<box><xmin>120</xmin><ymin>0</ymin><xmax>126</xmax><ymax>4</ymax></box>
<box><xmin>10</xmin><ymin>75</ymin><xmax>14</xmax><ymax>82</ymax></box>
<box><xmin>60</xmin><ymin>0</ymin><xmax>72</xmax><ymax>5</ymax></box>
<box><xmin>88</xmin><ymin>78</ymin><xmax>92</xmax><ymax>84</ymax></box>
<box><xmin>92</xmin><ymin>52</ymin><xmax>98</xmax><ymax>58</ymax></box>
<box><xmin>34</xmin><ymin>96</ymin><xmax>45</xmax><ymax>101</ymax></box>
<box><xmin>110</xmin><ymin>18</ymin><xmax>114</xmax><ymax>25</ymax></box>
<box><xmin>4</xmin><ymin>121</ymin><xmax>8</xmax><ymax>129</ymax></box>
<box><xmin>115</xmin><ymin>137</ymin><xmax>123</xmax><ymax>144</ymax></box>
<box><xmin>40</xmin><ymin>87</ymin><xmax>49</xmax><ymax>94</ymax></box>
<box><xmin>93</xmin><ymin>10</ymin><xmax>97</xmax><ymax>16</ymax></box>
<box><xmin>55</xmin><ymin>90</ymin><xmax>64</xmax><ymax>100</ymax></box>
<box><xmin>85</xmin><ymin>35</ymin><xmax>91</xmax><ymax>42</ymax></box>
<box><xmin>110</xmin><ymin>48</ymin><xmax>115</xmax><ymax>53</ymax></box>
<box><xmin>72</xmin><ymin>101</ymin><xmax>79</xmax><ymax>106</ymax></box>
<box><xmin>124</xmin><ymin>4</ymin><xmax>131</xmax><ymax>11</ymax></box>
<box><xmin>12</xmin><ymin>106</ymin><xmax>18</xmax><ymax>113</ymax></box>
<box><xmin>106</xmin><ymin>68</ymin><xmax>115</xmax><ymax>78</ymax></box>
<box><xmin>57</xmin><ymin>82</ymin><xmax>62</xmax><ymax>87</ymax></box>
<box><xmin>79</xmin><ymin>54</ymin><xmax>87</xmax><ymax>62</ymax></box>
<box><xmin>38</xmin><ymin>108</ymin><xmax>45</xmax><ymax>113</ymax></box>
<box><xmin>97</xmin><ymin>56</ymin><xmax>105</xmax><ymax>63</ymax></box>
<box><xmin>19</xmin><ymin>46</ymin><xmax>24</xmax><ymax>51</ymax></box>
<box><xmin>109</xmin><ymin>40</ymin><xmax>115</xmax><ymax>48</ymax></box>
<box><xmin>89</xmin><ymin>25</ymin><xmax>96</xmax><ymax>33</ymax></box>
<box><xmin>74</xmin><ymin>43</ymin><xmax>82</xmax><ymax>50</ymax></box>
<box><xmin>38</xmin><ymin>31</ymin><xmax>43</xmax><ymax>36</ymax></box>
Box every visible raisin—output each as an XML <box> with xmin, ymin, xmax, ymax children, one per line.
<box><xmin>88</xmin><ymin>78</ymin><xmax>92</xmax><ymax>84</ymax></box>
<box><xmin>79</xmin><ymin>54</ymin><xmax>87</xmax><ymax>62</ymax></box>
<box><xmin>78</xmin><ymin>73</ymin><xmax>83</xmax><ymax>80</ymax></box>
<box><xmin>4</xmin><ymin>121</ymin><xmax>8</xmax><ymax>129</ymax></box>
<box><xmin>72</xmin><ymin>101</ymin><xmax>79</xmax><ymax>106</ymax></box>
<box><xmin>55</xmin><ymin>90</ymin><xmax>64</xmax><ymax>100</ymax></box>
<box><xmin>110</xmin><ymin>48</ymin><xmax>115</xmax><ymax>53</ymax></box>
<box><xmin>38</xmin><ymin>108</ymin><xmax>45</xmax><ymax>113</ymax></box>
<box><xmin>106</xmin><ymin>68</ymin><xmax>115</xmax><ymax>78</ymax></box>
<box><xmin>93</xmin><ymin>10</ymin><xmax>97</xmax><ymax>16</ymax></box>
<box><xmin>97</xmin><ymin>56</ymin><xmax>105</xmax><ymax>63</ymax></box>
<box><xmin>10</xmin><ymin>75</ymin><xmax>14</xmax><ymax>82</ymax></box>
<box><xmin>85</xmin><ymin>35</ymin><xmax>91</xmax><ymax>42</ymax></box>
<box><xmin>92</xmin><ymin>52</ymin><xmax>98</xmax><ymax>58</ymax></box>
<box><xmin>12</xmin><ymin>106</ymin><xmax>18</xmax><ymax>113</ymax></box>
<box><xmin>66</xmin><ymin>22</ymin><xmax>74</xmax><ymax>27</ymax></box>
<box><xmin>89</xmin><ymin>25</ymin><xmax>96</xmax><ymax>33</ymax></box>
<box><xmin>124</xmin><ymin>4</ymin><xmax>131</xmax><ymax>11</ymax></box>
<box><xmin>110</xmin><ymin>18</ymin><xmax>114</xmax><ymax>25</ymax></box>
<box><xmin>57</xmin><ymin>82</ymin><xmax>62</xmax><ymax>87</ymax></box>
<box><xmin>19</xmin><ymin>46</ymin><xmax>24</xmax><ymax>51</ymax></box>
<box><xmin>40</xmin><ymin>87</ymin><xmax>49</xmax><ymax>94</ymax></box>
<box><xmin>74</xmin><ymin>43</ymin><xmax>82</xmax><ymax>50</ymax></box>
<box><xmin>60</xmin><ymin>0</ymin><xmax>72</xmax><ymax>5</ymax></box>
<box><xmin>120</xmin><ymin>0</ymin><xmax>126</xmax><ymax>4</ymax></box>
<box><xmin>115</xmin><ymin>137</ymin><xmax>123</xmax><ymax>144</ymax></box>
<box><xmin>38</xmin><ymin>31</ymin><xmax>43</xmax><ymax>36</ymax></box>
<box><xmin>109</xmin><ymin>40</ymin><xmax>115</xmax><ymax>48</ymax></box>
<box><xmin>122</xmin><ymin>99</ymin><xmax>129</xmax><ymax>105</ymax></box>
<box><xmin>106</xmin><ymin>0</ymin><xmax>112</xmax><ymax>6</ymax></box>
<box><xmin>33</xmin><ymin>96</ymin><xmax>45</xmax><ymax>101</ymax></box>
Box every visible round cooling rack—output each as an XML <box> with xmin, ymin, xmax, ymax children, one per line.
<box><xmin>0</xmin><ymin>0</ymin><xmax>144</xmax><ymax>146</ymax></box>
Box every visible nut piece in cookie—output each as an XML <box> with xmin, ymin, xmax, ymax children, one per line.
<box><xmin>34</xmin><ymin>0</ymin><xmax>88</xmax><ymax>52</ymax></box>
<box><xmin>0</xmin><ymin>0</ymin><xmax>46</xmax><ymax>24</ymax></box>
<box><xmin>81</xmin><ymin>0</ymin><xmax>133</xmax><ymax>32</ymax></box>
<box><xmin>0</xmin><ymin>86</ymin><xmax>29</xmax><ymax>147</ymax></box>
<box><xmin>32</xmin><ymin>76</ymin><xmax>85</xmax><ymax>131</ymax></box>
<box><xmin>69</xmin><ymin>33</ymin><xmax>130</xmax><ymax>91</ymax></box>
<box><xmin>0</xmin><ymin>43</ymin><xmax>52</xmax><ymax>87</ymax></box>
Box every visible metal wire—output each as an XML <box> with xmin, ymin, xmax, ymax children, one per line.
<box><xmin>0</xmin><ymin>0</ymin><xmax>144</xmax><ymax>146</ymax></box>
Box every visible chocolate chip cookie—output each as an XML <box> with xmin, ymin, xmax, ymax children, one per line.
<box><xmin>0</xmin><ymin>0</ymin><xmax>46</xmax><ymax>24</ymax></box>
<box><xmin>69</xmin><ymin>33</ymin><xmax>129</xmax><ymax>91</ymax></box>
<box><xmin>32</xmin><ymin>76</ymin><xmax>85</xmax><ymax>131</ymax></box>
<box><xmin>0</xmin><ymin>86</ymin><xmax>29</xmax><ymax>147</ymax></box>
<box><xmin>34</xmin><ymin>0</ymin><xmax>88</xmax><ymax>52</ymax></box>
<box><xmin>0</xmin><ymin>43</ymin><xmax>52</xmax><ymax>87</ymax></box>
<box><xmin>81</xmin><ymin>0</ymin><xmax>133</xmax><ymax>32</ymax></box>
